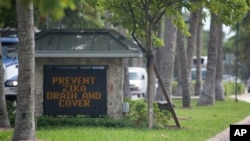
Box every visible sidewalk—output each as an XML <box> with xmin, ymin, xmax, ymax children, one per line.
<box><xmin>207</xmin><ymin>115</ymin><xmax>250</xmax><ymax>141</ymax></box>
<box><xmin>207</xmin><ymin>91</ymin><xmax>250</xmax><ymax>141</ymax></box>
<box><xmin>230</xmin><ymin>91</ymin><xmax>250</xmax><ymax>103</ymax></box>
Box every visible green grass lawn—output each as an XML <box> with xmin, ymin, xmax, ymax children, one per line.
<box><xmin>1</xmin><ymin>98</ymin><xmax>250</xmax><ymax>141</ymax></box>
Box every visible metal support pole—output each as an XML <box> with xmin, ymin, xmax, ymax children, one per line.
<box><xmin>235</xmin><ymin>23</ymin><xmax>239</xmax><ymax>102</ymax></box>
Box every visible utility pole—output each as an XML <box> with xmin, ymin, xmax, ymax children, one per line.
<box><xmin>235</xmin><ymin>23</ymin><xmax>239</xmax><ymax>102</ymax></box>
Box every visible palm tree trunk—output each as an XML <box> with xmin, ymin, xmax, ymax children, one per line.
<box><xmin>174</xmin><ymin>54</ymin><xmax>183</xmax><ymax>96</ymax></box>
<box><xmin>215</xmin><ymin>22</ymin><xmax>225</xmax><ymax>100</ymax></box>
<box><xmin>156</xmin><ymin>17</ymin><xmax>176</xmax><ymax>101</ymax></box>
<box><xmin>187</xmin><ymin>11</ymin><xmax>199</xmax><ymax>76</ymax></box>
<box><xmin>185</xmin><ymin>11</ymin><xmax>199</xmax><ymax>98</ymax></box>
<box><xmin>197</xmin><ymin>13</ymin><xmax>219</xmax><ymax>106</ymax></box>
<box><xmin>177</xmin><ymin>29</ymin><xmax>191</xmax><ymax>108</ymax></box>
<box><xmin>194</xmin><ymin>10</ymin><xmax>202</xmax><ymax>96</ymax></box>
<box><xmin>0</xmin><ymin>34</ymin><xmax>11</xmax><ymax>128</ymax></box>
<box><xmin>12</xmin><ymin>0</ymin><xmax>35</xmax><ymax>140</ymax></box>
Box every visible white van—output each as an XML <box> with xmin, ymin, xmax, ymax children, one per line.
<box><xmin>128</xmin><ymin>67</ymin><xmax>147</xmax><ymax>98</ymax></box>
<box><xmin>193</xmin><ymin>56</ymin><xmax>207</xmax><ymax>68</ymax></box>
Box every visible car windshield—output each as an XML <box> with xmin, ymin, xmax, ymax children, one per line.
<box><xmin>129</xmin><ymin>72</ymin><xmax>140</xmax><ymax>80</ymax></box>
<box><xmin>2</xmin><ymin>42</ymin><xmax>15</xmax><ymax>58</ymax></box>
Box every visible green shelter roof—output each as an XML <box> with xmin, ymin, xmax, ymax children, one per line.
<box><xmin>33</xmin><ymin>29</ymin><xmax>143</xmax><ymax>58</ymax></box>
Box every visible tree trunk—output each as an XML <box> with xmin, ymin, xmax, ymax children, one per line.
<box><xmin>155</xmin><ymin>17</ymin><xmax>176</xmax><ymax>101</ymax></box>
<box><xmin>177</xmin><ymin>29</ymin><xmax>191</xmax><ymax>108</ymax></box>
<box><xmin>174</xmin><ymin>31</ymin><xmax>183</xmax><ymax>97</ymax></box>
<box><xmin>12</xmin><ymin>1</ymin><xmax>36</xmax><ymax>140</ymax></box>
<box><xmin>123</xmin><ymin>59</ymin><xmax>131</xmax><ymax>99</ymax></box>
<box><xmin>186</xmin><ymin>11</ymin><xmax>199</xmax><ymax>97</ymax></box>
<box><xmin>174</xmin><ymin>54</ymin><xmax>182</xmax><ymax>96</ymax></box>
<box><xmin>187</xmin><ymin>11</ymin><xmax>199</xmax><ymax>76</ymax></box>
<box><xmin>215</xmin><ymin>22</ymin><xmax>225</xmax><ymax>100</ymax></box>
<box><xmin>197</xmin><ymin>13</ymin><xmax>219</xmax><ymax>106</ymax></box>
<box><xmin>145</xmin><ymin>21</ymin><xmax>155</xmax><ymax>128</ymax></box>
<box><xmin>0</xmin><ymin>34</ymin><xmax>11</xmax><ymax>128</ymax></box>
<box><xmin>194</xmin><ymin>10</ymin><xmax>202</xmax><ymax>96</ymax></box>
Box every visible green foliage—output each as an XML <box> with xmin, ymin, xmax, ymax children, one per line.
<box><xmin>34</xmin><ymin>0</ymin><xmax>104</xmax><ymax>29</ymax></box>
<box><xmin>37</xmin><ymin>100</ymin><xmax>171</xmax><ymax>129</ymax></box>
<box><xmin>35</xmin><ymin>0</ymin><xmax>76</xmax><ymax>21</ymax></box>
<box><xmin>173</xmin><ymin>12</ymin><xmax>190</xmax><ymax>37</ymax></box>
<box><xmin>0</xmin><ymin>0</ymin><xmax>16</xmax><ymax>27</ymax></box>
<box><xmin>125</xmin><ymin>100</ymin><xmax>171</xmax><ymax>128</ymax></box>
<box><xmin>0</xmin><ymin>130</ymin><xmax>12</xmax><ymax>141</ymax></box>
<box><xmin>172</xmin><ymin>81</ymin><xmax>178</xmax><ymax>94</ymax></box>
<box><xmin>6</xmin><ymin>101</ymin><xmax>16</xmax><ymax>127</ymax></box>
<box><xmin>0</xmin><ymin>0</ymin><xmax>11</xmax><ymax>10</ymax></box>
<box><xmin>37</xmin><ymin>116</ymin><xmax>134</xmax><ymax>128</ymax></box>
<box><xmin>224</xmin><ymin>82</ymin><xmax>245</xmax><ymax>96</ymax></box>
<box><xmin>153</xmin><ymin>103</ymin><xmax>171</xmax><ymax>128</ymax></box>
<box><xmin>224</xmin><ymin>13</ymin><xmax>250</xmax><ymax>64</ymax></box>
<box><xmin>152</xmin><ymin>34</ymin><xmax>164</xmax><ymax>47</ymax></box>
<box><xmin>125</xmin><ymin>100</ymin><xmax>148</xmax><ymax>127</ymax></box>
<box><xmin>206</xmin><ymin>0</ymin><xmax>249</xmax><ymax>26</ymax></box>
<box><xmin>96</xmin><ymin>0</ymin><xmax>187</xmax><ymax>48</ymax></box>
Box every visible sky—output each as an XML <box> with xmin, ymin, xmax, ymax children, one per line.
<box><xmin>202</xmin><ymin>17</ymin><xmax>235</xmax><ymax>40</ymax></box>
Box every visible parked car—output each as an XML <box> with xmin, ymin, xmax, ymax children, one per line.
<box><xmin>4</xmin><ymin>75</ymin><xmax>18</xmax><ymax>101</ymax></box>
<box><xmin>1</xmin><ymin>36</ymin><xmax>19</xmax><ymax>101</ymax></box>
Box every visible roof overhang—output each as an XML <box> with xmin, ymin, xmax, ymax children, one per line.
<box><xmin>34</xmin><ymin>51</ymin><xmax>142</xmax><ymax>58</ymax></box>
<box><xmin>7</xmin><ymin>29</ymin><xmax>144</xmax><ymax>58</ymax></box>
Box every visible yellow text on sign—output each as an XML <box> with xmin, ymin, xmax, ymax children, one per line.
<box><xmin>59</xmin><ymin>99</ymin><xmax>90</xmax><ymax>107</ymax></box>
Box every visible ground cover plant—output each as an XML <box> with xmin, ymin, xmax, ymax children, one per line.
<box><xmin>1</xmin><ymin>98</ymin><xmax>250</xmax><ymax>141</ymax></box>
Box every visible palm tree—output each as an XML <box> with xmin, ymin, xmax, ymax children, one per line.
<box><xmin>215</xmin><ymin>22</ymin><xmax>225</xmax><ymax>101</ymax></box>
<box><xmin>12</xmin><ymin>0</ymin><xmax>35</xmax><ymax>140</ymax></box>
<box><xmin>176</xmin><ymin>29</ymin><xmax>191</xmax><ymax>108</ymax></box>
<box><xmin>194</xmin><ymin>9</ymin><xmax>203</xmax><ymax>96</ymax></box>
<box><xmin>0</xmin><ymin>0</ymin><xmax>15</xmax><ymax>129</ymax></box>
<box><xmin>197</xmin><ymin>13</ymin><xmax>219</xmax><ymax>106</ymax></box>
<box><xmin>187</xmin><ymin>11</ymin><xmax>199</xmax><ymax>78</ymax></box>
<box><xmin>155</xmin><ymin>17</ymin><xmax>177</xmax><ymax>101</ymax></box>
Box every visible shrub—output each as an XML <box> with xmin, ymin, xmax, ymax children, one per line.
<box><xmin>124</xmin><ymin>99</ymin><xmax>171</xmax><ymax>128</ymax></box>
<box><xmin>124</xmin><ymin>100</ymin><xmax>148</xmax><ymax>127</ymax></box>
<box><xmin>37</xmin><ymin>116</ymin><xmax>134</xmax><ymax>128</ymax></box>
<box><xmin>224</xmin><ymin>82</ymin><xmax>245</xmax><ymax>96</ymax></box>
<box><xmin>6</xmin><ymin>100</ymin><xmax>16</xmax><ymax>127</ymax></box>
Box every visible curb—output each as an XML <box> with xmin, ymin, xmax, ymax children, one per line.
<box><xmin>207</xmin><ymin>115</ymin><xmax>250</xmax><ymax>141</ymax></box>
